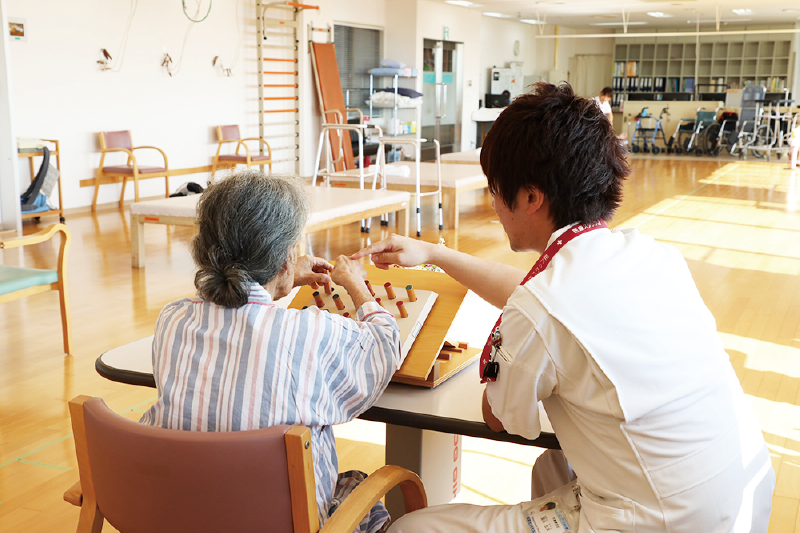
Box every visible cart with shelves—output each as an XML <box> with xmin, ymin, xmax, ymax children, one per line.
<box><xmin>368</xmin><ymin>72</ymin><xmax>422</xmax><ymax>144</ymax></box>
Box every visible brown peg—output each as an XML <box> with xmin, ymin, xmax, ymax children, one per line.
<box><xmin>384</xmin><ymin>282</ymin><xmax>396</xmax><ymax>300</ymax></box>
<box><xmin>405</xmin><ymin>285</ymin><xmax>417</xmax><ymax>302</ymax></box>
<box><xmin>375</xmin><ymin>297</ymin><xmax>383</xmax><ymax>308</ymax></box>
<box><xmin>365</xmin><ymin>279</ymin><xmax>375</xmax><ymax>296</ymax></box>
<box><xmin>396</xmin><ymin>300</ymin><xmax>408</xmax><ymax>318</ymax></box>
<box><xmin>323</xmin><ymin>280</ymin><xmax>332</xmax><ymax>294</ymax></box>
<box><xmin>313</xmin><ymin>291</ymin><xmax>324</xmax><ymax>308</ymax></box>
<box><xmin>343</xmin><ymin>312</ymin><xmax>351</xmax><ymax>318</ymax></box>
<box><xmin>333</xmin><ymin>293</ymin><xmax>345</xmax><ymax>310</ymax></box>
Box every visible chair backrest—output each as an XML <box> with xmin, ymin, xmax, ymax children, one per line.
<box><xmin>71</xmin><ymin>396</ymin><xmax>317</xmax><ymax>533</ymax></box>
<box><xmin>218</xmin><ymin>125</ymin><xmax>242</xmax><ymax>142</ymax></box>
<box><xmin>101</xmin><ymin>131</ymin><xmax>133</xmax><ymax>150</ymax></box>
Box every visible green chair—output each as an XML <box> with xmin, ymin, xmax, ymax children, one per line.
<box><xmin>0</xmin><ymin>224</ymin><xmax>72</xmax><ymax>354</ymax></box>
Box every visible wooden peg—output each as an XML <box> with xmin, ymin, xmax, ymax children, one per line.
<box><xmin>343</xmin><ymin>312</ymin><xmax>350</xmax><ymax>318</ymax></box>
<box><xmin>313</xmin><ymin>291</ymin><xmax>324</xmax><ymax>307</ymax></box>
<box><xmin>323</xmin><ymin>280</ymin><xmax>332</xmax><ymax>294</ymax></box>
<box><xmin>365</xmin><ymin>280</ymin><xmax>375</xmax><ymax>296</ymax></box>
<box><xmin>375</xmin><ymin>297</ymin><xmax>383</xmax><ymax>308</ymax></box>
<box><xmin>405</xmin><ymin>285</ymin><xmax>417</xmax><ymax>302</ymax></box>
<box><xmin>384</xmin><ymin>282</ymin><xmax>396</xmax><ymax>300</ymax></box>
<box><xmin>333</xmin><ymin>293</ymin><xmax>345</xmax><ymax>310</ymax></box>
<box><xmin>396</xmin><ymin>300</ymin><xmax>408</xmax><ymax>318</ymax></box>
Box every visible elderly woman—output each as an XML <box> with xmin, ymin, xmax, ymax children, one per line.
<box><xmin>140</xmin><ymin>171</ymin><xmax>403</xmax><ymax>533</ymax></box>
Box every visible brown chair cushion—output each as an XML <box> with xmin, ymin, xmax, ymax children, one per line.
<box><xmin>103</xmin><ymin>131</ymin><xmax>133</xmax><ymax>150</ymax></box>
<box><xmin>102</xmin><ymin>165</ymin><xmax>168</xmax><ymax>175</ymax></box>
<box><xmin>218</xmin><ymin>155</ymin><xmax>271</xmax><ymax>163</ymax></box>
<box><xmin>83</xmin><ymin>398</ymin><xmax>295</xmax><ymax>533</ymax></box>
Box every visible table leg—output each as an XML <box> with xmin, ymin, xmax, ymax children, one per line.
<box><xmin>131</xmin><ymin>216</ymin><xmax>145</xmax><ymax>268</ymax></box>
<box><xmin>444</xmin><ymin>189</ymin><xmax>458</xmax><ymax>231</ymax></box>
<box><xmin>397</xmin><ymin>205</ymin><xmax>409</xmax><ymax>237</ymax></box>
<box><xmin>385</xmin><ymin>425</ymin><xmax>462</xmax><ymax>520</ymax></box>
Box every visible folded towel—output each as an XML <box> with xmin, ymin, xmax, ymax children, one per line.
<box><xmin>380</xmin><ymin>59</ymin><xmax>407</xmax><ymax>69</ymax></box>
<box><xmin>385</xmin><ymin>165</ymin><xmax>411</xmax><ymax>178</ymax></box>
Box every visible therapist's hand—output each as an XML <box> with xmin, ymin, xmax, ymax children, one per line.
<box><xmin>294</xmin><ymin>255</ymin><xmax>333</xmax><ymax>288</ymax></box>
<box><xmin>351</xmin><ymin>234</ymin><xmax>435</xmax><ymax>270</ymax></box>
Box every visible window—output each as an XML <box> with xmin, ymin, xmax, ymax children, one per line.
<box><xmin>334</xmin><ymin>25</ymin><xmax>382</xmax><ymax>115</ymax></box>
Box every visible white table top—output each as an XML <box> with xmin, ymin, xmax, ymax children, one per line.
<box><xmin>97</xmin><ymin>288</ymin><xmax>557</xmax><ymax>447</ymax></box>
<box><xmin>331</xmin><ymin>162</ymin><xmax>487</xmax><ymax>188</ymax></box>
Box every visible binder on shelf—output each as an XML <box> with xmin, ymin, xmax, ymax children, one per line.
<box><xmin>683</xmin><ymin>77</ymin><xmax>695</xmax><ymax>93</ymax></box>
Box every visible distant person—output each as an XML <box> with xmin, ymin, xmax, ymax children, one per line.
<box><xmin>593</xmin><ymin>86</ymin><xmax>626</xmax><ymax>140</ymax></box>
<box><xmin>501</xmin><ymin>90</ymin><xmax>511</xmax><ymax>107</ymax></box>
<box><xmin>592</xmin><ymin>86</ymin><xmax>614</xmax><ymax>122</ymax></box>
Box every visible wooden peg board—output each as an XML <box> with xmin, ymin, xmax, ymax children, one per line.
<box><xmin>302</xmin><ymin>284</ymin><xmax>438</xmax><ymax>360</ymax></box>
<box><xmin>290</xmin><ymin>266</ymin><xmax>480</xmax><ymax>388</ymax></box>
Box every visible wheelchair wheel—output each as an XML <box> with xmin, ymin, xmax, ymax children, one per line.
<box><xmin>702</xmin><ymin>123</ymin><xmax>721</xmax><ymax>156</ymax></box>
<box><xmin>651</xmin><ymin>145</ymin><xmax>661</xmax><ymax>155</ymax></box>
<box><xmin>631</xmin><ymin>144</ymin><xmax>640</xmax><ymax>154</ymax></box>
<box><xmin>674</xmin><ymin>145</ymin><xmax>683</xmax><ymax>154</ymax></box>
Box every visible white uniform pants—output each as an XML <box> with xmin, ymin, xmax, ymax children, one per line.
<box><xmin>389</xmin><ymin>450</ymin><xmax>577</xmax><ymax>533</ymax></box>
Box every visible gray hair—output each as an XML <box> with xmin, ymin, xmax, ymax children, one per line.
<box><xmin>192</xmin><ymin>170</ymin><xmax>310</xmax><ymax>308</ymax></box>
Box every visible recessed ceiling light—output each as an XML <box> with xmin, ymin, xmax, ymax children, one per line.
<box><xmin>483</xmin><ymin>12</ymin><xmax>511</xmax><ymax>18</ymax></box>
<box><xmin>647</xmin><ymin>12</ymin><xmax>672</xmax><ymax>18</ymax></box>
<box><xmin>445</xmin><ymin>0</ymin><xmax>474</xmax><ymax>7</ymax></box>
<box><xmin>591</xmin><ymin>21</ymin><xmax>648</xmax><ymax>26</ymax></box>
<box><xmin>520</xmin><ymin>18</ymin><xmax>544</xmax><ymax>24</ymax></box>
<box><xmin>732</xmin><ymin>8</ymin><xmax>752</xmax><ymax>15</ymax></box>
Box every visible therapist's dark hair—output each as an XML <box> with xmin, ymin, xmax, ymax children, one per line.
<box><xmin>480</xmin><ymin>82</ymin><xmax>629</xmax><ymax>229</ymax></box>
<box><xmin>192</xmin><ymin>171</ymin><xmax>309</xmax><ymax>308</ymax></box>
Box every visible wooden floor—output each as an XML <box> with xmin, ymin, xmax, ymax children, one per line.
<box><xmin>1</xmin><ymin>157</ymin><xmax>799</xmax><ymax>532</ymax></box>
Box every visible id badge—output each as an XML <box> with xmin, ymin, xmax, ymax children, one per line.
<box><xmin>523</xmin><ymin>496</ymin><xmax>573</xmax><ymax>533</ymax></box>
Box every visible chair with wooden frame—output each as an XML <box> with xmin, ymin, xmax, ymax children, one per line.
<box><xmin>210</xmin><ymin>125</ymin><xmax>273</xmax><ymax>178</ymax></box>
<box><xmin>93</xmin><ymin>131</ymin><xmax>170</xmax><ymax>211</ymax></box>
<box><xmin>0</xmin><ymin>224</ymin><xmax>71</xmax><ymax>354</ymax></box>
<box><xmin>64</xmin><ymin>395</ymin><xmax>427</xmax><ymax>533</ymax></box>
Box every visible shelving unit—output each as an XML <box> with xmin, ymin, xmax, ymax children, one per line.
<box><xmin>18</xmin><ymin>139</ymin><xmax>65</xmax><ymax>223</ymax></box>
<box><xmin>368</xmin><ymin>73</ymin><xmax>422</xmax><ymax>142</ymax></box>
<box><xmin>613</xmin><ymin>35</ymin><xmax>793</xmax><ymax>109</ymax></box>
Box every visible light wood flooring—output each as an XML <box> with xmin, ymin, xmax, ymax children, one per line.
<box><xmin>1</xmin><ymin>157</ymin><xmax>799</xmax><ymax>532</ymax></box>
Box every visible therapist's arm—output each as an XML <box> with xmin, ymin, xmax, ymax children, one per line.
<box><xmin>482</xmin><ymin>389</ymin><xmax>505</xmax><ymax>432</ymax></box>
<box><xmin>352</xmin><ymin>235</ymin><xmax>525</xmax><ymax>309</ymax></box>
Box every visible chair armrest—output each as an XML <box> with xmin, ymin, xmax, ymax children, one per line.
<box><xmin>132</xmin><ymin>145</ymin><xmax>169</xmax><ymax>168</ymax></box>
<box><xmin>100</xmin><ymin>147</ymin><xmax>134</xmax><ymax>157</ymax></box>
<box><xmin>240</xmin><ymin>138</ymin><xmax>272</xmax><ymax>158</ymax></box>
<box><xmin>63</xmin><ymin>480</ymin><xmax>83</xmax><ymax>507</ymax></box>
<box><xmin>320</xmin><ymin>465</ymin><xmax>427</xmax><ymax>533</ymax></box>
<box><xmin>0</xmin><ymin>223</ymin><xmax>67</xmax><ymax>249</ymax></box>
<box><xmin>345</xmin><ymin>108</ymin><xmax>364</xmax><ymax>124</ymax></box>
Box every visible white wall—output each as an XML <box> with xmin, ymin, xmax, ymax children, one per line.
<box><xmin>479</xmin><ymin>17</ymin><xmax>536</xmax><ymax>100</ymax></box>
<box><xmin>0</xmin><ymin>0</ymin><xmax>20</xmax><ymax>231</ymax></box>
<box><xmin>6</xmin><ymin>0</ymin><xmax>254</xmax><ymax>210</ymax></box>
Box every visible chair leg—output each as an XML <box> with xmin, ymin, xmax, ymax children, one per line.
<box><xmin>133</xmin><ymin>174</ymin><xmax>140</xmax><ymax>203</ymax></box>
<box><xmin>164</xmin><ymin>175</ymin><xmax>170</xmax><ymax>198</ymax></box>
<box><xmin>210</xmin><ymin>162</ymin><xmax>217</xmax><ymax>181</ymax></box>
<box><xmin>92</xmin><ymin>172</ymin><xmax>102</xmax><ymax>212</ymax></box>
<box><xmin>119</xmin><ymin>177</ymin><xmax>127</xmax><ymax>208</ymax></box>
<box><xmin>58</xmin><ymin>283</ymin><xmax>72</xmax><ymax>355</ymax></box>
<box><xmin>76</xmin><ymin>495</ymin><xmax>104</xmax><ymax>533</ymax></box>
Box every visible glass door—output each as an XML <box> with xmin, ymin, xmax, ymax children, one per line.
<box><xmin>422</xmin><ymin>39</ymin><xmax>462</xmax><ymax>160</ymax></box>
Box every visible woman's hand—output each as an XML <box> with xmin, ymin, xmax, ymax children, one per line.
<box><xmin>331</xmin><ymin>256</ymin><xmax>374</xmax><ymax>309</ymax></box>
<box><xmin>293</xmin><ymin>255</ymin><xmax>332</xmax><ymax>288</ymax></box>
<box><xmin>350</xmin><ymin>234</ymin><xmax>434</xmax><ymax>270</ymax></box>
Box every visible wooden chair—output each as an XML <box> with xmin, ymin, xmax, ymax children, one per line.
<box><xmin>64</xmin><ymin>395</ymin><xmax>427</xmax><ymax>533</ymax></box>
<box><xmin>211</xmin><ymin>125</ymin><xmax>272</xmax><ymax>178</ymax></box>
<box><xmin>0</xmin><ymin>224</ymin><xmax>71</xmax><ymax>354</ymax></box>
<box><xmin>93</xmin><ymin>131</ymin><xmax>170</xmax><ymax>211</ymax></box>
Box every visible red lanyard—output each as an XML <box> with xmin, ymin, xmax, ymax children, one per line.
<box><xmin>480</xmin><ymin>220</ymin><xmax>607</xmax><ymax>383</ymax></box>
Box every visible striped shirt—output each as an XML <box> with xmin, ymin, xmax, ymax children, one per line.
<box><xmin>140</xmin><ymin>284</ymin><xmax>403</xmax><ymax>526</ymax></box>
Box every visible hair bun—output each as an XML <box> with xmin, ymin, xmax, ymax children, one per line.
<box><xmin>195</xmin><ymin>265</ymin><xmax>250</xmax><ymax>308</ymax></box>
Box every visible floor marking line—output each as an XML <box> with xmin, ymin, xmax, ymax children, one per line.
<box><xmin>17</xmin><ymin>459</ymin><xmax>72</xmax><ymax>471</ymax></box>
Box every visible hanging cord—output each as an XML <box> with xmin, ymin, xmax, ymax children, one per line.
<box><xmin>166</xmin><ymin>0</ymin><xmax>210</xmax><ymax>76</ymax></box>
<box><xmin>182</xmin><ymin>0</ymin><xmax>212</xmax><ymax>22</ymax></box>
<box><xmin>214</xmin><ymin>0</ymin><xmax>243</xmax><ymax>75</ymax></box>
<box><xmin>99</xmin><ymin>0</ymin><xmax>137</xmax><ymax>72</ymax></box>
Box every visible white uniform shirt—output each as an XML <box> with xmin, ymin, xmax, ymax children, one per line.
<box><xmin>592</xmin><ymin>96</ymin><xmax>612</xmax><ymax>117</ymax></box>
<box><xmin>486</xmin><ymin>225</ymin><xmax>774</xmax><ymax>532</ymax></box>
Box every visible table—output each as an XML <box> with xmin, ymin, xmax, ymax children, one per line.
<box><xmin>129</xmin><ymin>186</ymin><xmax>411</xmax><ymax>268</ymax></box>
<box><xmin>440</xmin><ymin>148</ymin><xmax>480</xmax><ymax>165</ymax></box>
<box><xmin>95</xmin><ymin>289</ymin><xmax>558</xmax><ymax>516</ymax></box>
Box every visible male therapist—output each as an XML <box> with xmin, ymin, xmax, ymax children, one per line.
<box><xmin>354</xmin><ymin>82</ymin><xmax>774</xmax><ymax>532</ymax></box>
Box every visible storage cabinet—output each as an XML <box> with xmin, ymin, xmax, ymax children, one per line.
<box><xmin>612</xmin><ymin>35</ymin><xmax>793</xmax><ymax>108</ymax></box>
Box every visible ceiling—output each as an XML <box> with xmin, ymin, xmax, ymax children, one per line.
<box><xmin>436</xmin><ymin>0</ymin><xmax>800</xmax><ymax>30</ymax></box>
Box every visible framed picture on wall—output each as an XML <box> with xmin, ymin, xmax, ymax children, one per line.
<box><xmin>8</xmin><ymin>18</ymin><xmax>27</xmax><ymax>42</ymax></box>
